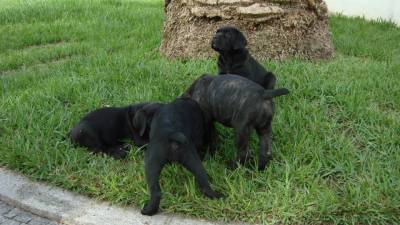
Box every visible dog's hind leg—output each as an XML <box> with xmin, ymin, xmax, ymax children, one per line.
<box><xmin>141</xmin><ymin>146</ymin><xmax>166</xmax><ymax>216</ymax></box>
<box><xmin>256</xmin><ymin>120</ymin><xmax>273</xmax><ymax>171</ymax></box>
<box><xmin>182</xmin><ymin>150</ymin><xmax>223</xmax><ymax>199</ymax></box>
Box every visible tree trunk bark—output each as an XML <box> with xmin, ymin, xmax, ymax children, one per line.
<box><xmin>160</xmin><ymin>0</ymin><xmax>334</xmax><ymax>60</ymax></box>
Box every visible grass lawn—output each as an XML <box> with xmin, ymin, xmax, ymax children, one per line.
<box><xmin>1</xmin><ymin>0</ymin><xmax>400</xmax><ymax>224</ymax></box>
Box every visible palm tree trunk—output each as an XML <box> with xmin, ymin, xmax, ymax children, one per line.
<box><xmin>160</xmin><ymin>0</ymin><xmax>334</xmax><ymax>60</ymax></box>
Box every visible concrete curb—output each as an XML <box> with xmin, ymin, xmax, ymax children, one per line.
<box><xmin>0</xmin><ymin>167</ymin><xmax>250</xmax><ymax>225</ymax></box>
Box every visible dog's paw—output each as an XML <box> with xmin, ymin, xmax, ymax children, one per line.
<box><xmin>227</xmin><ymin>160</ymin><xmax>239</xmax><ymax>170</ymax></box>
<box><xmin>212</xmin><ymin>191</ymin><xmax>225</xmax><ymax>199</ymax></box>
<box><xmin>110</xmin><ymin>146</ymin><xmax>128</xmax><ymax>159</ymax></box>
<box><xmin>258</xmin><ymin>155</ymin><xmax>272</xmax><ymax>171</ymax></box>
<box><xmin>208</xmin><ymin>142</ymin><xmax>218</xmax><ymax>154</ymax></box>
<box><xmin>204</xmin><ymin>189</ymin><xmax>225</xmax><ymax>199</ymax></box>
<box><xmin>141</xmin><ymin>203</ymin><xmax>159</xmax><ymax>216</ymax></box>
<box><xmin>257</xmin><ymin>161</ymin><xmax>270</xmax><ymax>171</ymax></box>
<box><xmin>258</xmin><ymin>164</ymin><xmax>266</xmax><ymax>171</ymax></box>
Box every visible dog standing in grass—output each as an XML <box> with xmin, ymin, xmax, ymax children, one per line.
<box><xmin>133</xmin><ymin>97</ymin><xmax>223</xmax><ymax>216</ymax></box>
<box><xmin>211</xmin><ymin>26</ymin><xmax>276</xmax><ymax>90</ymax></box>
<box><xmin>184</xmin><ymin>74</ymin><xmax>289</xmax><ymax>171</ymax></box>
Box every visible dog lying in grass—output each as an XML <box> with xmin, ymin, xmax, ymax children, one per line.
<box><xmin>183</xmin><ymin>74</ymin><xmax>289</xmax><ymax>170</ymax></box>
<box><xmin>211</xmin><ymin>26</ymin><xmax>276</xmax><ymax>90</ymax></box>
<box><xmin>133</xmin><ymin>97</ymin><xmax>222</xmax><ymax>216</ymax></box>
<box><xmin>69</xmin><ymin>102</ymin><xmax>163</xmax><ymax>159</ymax></box>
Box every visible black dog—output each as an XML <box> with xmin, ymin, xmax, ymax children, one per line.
<box><xmin>211</xmin><ymin>26</ymin><xmax>276</xmax><ymax>90</ymax></box>
<box><xmin>134</xmin><ymin>98</ymin><xmax>222</xmax><ymax>216</ymax></box>
<box><xmin>69</xmin><ymin>102</ymin><xmax>163</xmax><ymax>159</ymax></box>
<box><xmin>184</xmin><ymin>74</ymin><xmax>288</xmax><ymax>170</ymax></box>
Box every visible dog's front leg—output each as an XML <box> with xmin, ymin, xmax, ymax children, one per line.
<box><xmin>142</xmin><ymin>149</ymin><xmax>165</xmax><ymax>216</ymax></box>
<box><xmin>256</xmin><ymin>121</ymin><xmax>273</xmax><ymax>171</ymax></box>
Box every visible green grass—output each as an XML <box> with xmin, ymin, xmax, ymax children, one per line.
<box><xmin>1</xmin><ymin>0</ymin><xmax>400</xmax><ymax>224</ymax></box>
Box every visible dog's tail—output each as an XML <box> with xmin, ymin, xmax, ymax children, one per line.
<box><xmin>169</xmin><ymin>132</ymin><xmax>188</xmax><ymax>149</ymax></box>
<box><xmin>263</xmin><ymin>88</ymin><xmax>289</xmax><ymax>99</ymax></box>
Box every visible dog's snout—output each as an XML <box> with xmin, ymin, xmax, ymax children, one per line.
<box><xmin>211</xmin><ymin>35</ymin><xmax>219</xmax><ymax>49</ymax></box>
<box><xmin>212</xmin><ymin>32</ymin><xmax>223</xmax><ymax>45</ymax></box>
<box><xmin>214</xmin><ymin>32</ymin><xmax>223</xmax><ymax>39</ymax></box>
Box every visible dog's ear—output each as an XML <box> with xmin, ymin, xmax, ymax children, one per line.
<box><xmin>233</xmin><ymin>29</ymin><xmax>247</xmax><ymax>50</ymax></box>
<box><xmin>133</xmin><ymin>103</ymin><xmax>163</xmax><ymax>136</ymax></box>
<box><xmin>133</xmin><ymin>109</ymin><xmax>147</xmax><ymax>136</ymax></box>
<box><xmin>143</xmin><ymin>103</ymin><xmax>163</xmax><ymax>117</ymax></box>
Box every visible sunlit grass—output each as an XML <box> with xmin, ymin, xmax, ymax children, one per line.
<box><xmin>1</xmin><ymin>1</ymin><xmax>399</xmax><ymax>224</ymax></box>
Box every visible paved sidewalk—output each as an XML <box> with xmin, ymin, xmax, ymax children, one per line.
<box><xmin>0</xmin><ymin>199</ymin><xmax>59</xmax><ymax>225</ymax></box>
<box><xmin>0</xmin><ymin>167</ymin><xmax>252</xmax><ymax>225</ymax></box>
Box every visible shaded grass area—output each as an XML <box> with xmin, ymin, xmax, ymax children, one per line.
<box><xmin>1</xmin><ymin>0</ymin><xmax>400</xmax><ymax>224</ymax></box>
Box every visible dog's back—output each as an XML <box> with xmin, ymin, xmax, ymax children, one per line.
<box><xmin>207</xmin><ymin>75</ymin><xmax>267</xmax><ymax>124</ymax></box>
<box><xmin>149</xmin><ymin>98</ymin><xmax>206</xmax><ymax>153</ymax></box>
<box><xmin>218</xmin><ymin>52</ymin><xmax>276</xmax><ymax>90</ymax></box>
<box><xmin>198</xmin><ymin>74</ymin><xmax>287</xmax><ymax>127</ymax></box>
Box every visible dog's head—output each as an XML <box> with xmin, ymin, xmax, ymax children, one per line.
<box><xmin>132</xmin><ymin>103</ymin><xmax>164</xmax><ymax>138</ymax></box>
<box><xmin>211</xmin><ymin>26</ymin><xmax>247</xmax><ymax>52</ymax></box>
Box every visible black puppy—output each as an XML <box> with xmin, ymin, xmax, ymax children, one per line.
<box><xmin>184</xmin><ymin>74</ymin><xmax>288</xmax><ymax>170</ymax></box>
<box><xmin>69</xmin><ymin>102</ymin><xmax>163</xmax><ymax>159</ymax></box>
<box><xmin>211</xmin><ymin>26</ymin><xmax>276</xmax><ymax>90</ymax></box>
<box><xmin>134</xmin><ymin>98</ymin><xmax>222</xmax><ymax>216</ymax></box>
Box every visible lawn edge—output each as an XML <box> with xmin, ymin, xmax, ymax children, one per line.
<box><xmin>0</xmin><ymin>167</ymin><xmax>254</xmax><ymax>225</ymax></box>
